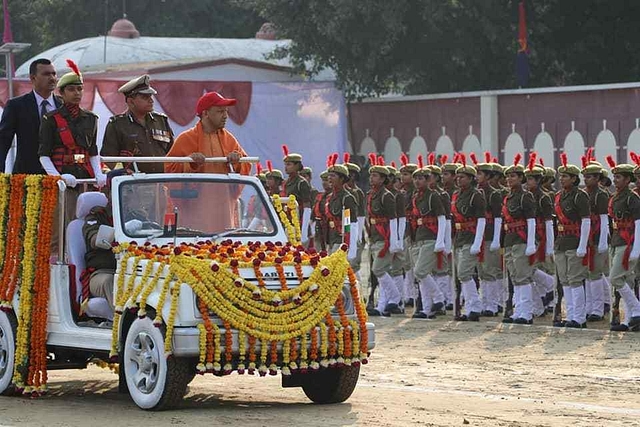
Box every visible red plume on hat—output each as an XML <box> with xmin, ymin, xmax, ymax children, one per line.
<box><xmin>256</xmin><ymin>162</ymin><xmax>263</xmax><ymax>174</ymax></box>
<box><xmin>417</xmin><ymin>154</ymin><xmax>424</xmax><ymax>169</ymax></box>
<box><xmin>492</xmin><ymin>157</ymin><xmax>498</xmax><ymax>163</ymax></box>
<box><xmin>560</xmin><ymin>152</ymin><xmax>568</xmax><ymax>168</ymax></box>
<box><xmin>469</xmin><ymin>152</ymin><xmax>479</xmax><ymax>165</ymax></box>
<box><xmin>266</xmin><ymin>160</ymin><xmax>274</xmax><ymax>172</ymax></box>
<box><xmin>528</xmin><ymin>152</ymin><xmax>537</xmax><ymax>171</ymax></box>
<box><xmin>452</xmin><ymin>153</ymin><xmax>460</xmax><ymax>163</ymax></box>
<box><xmin>586</xmin><ymin>147</ymin><xmax>594</xmax><ymax>162</ymax></box>
<box><xmin>428</xmin><ymin>152</ymin><xmax>436</xmax><ymax>166</ymax></box>
<box><xmin>330</xmin><ymin>153</ymin><xmax>339</xmax><ymax>167</ymax></box>
<box><xmin>539</xmin><ymin>157</ymin><xmax>545</xmax><ymax>166</ymax></box>
<box><xmin>606</xmin><ymin>155</ymin><xmax>616</xmax><ymax>168</ymax></box>
<box><xmin>281</xmin><ymin>145</ymin><xmax>289</xmax><ymax>157</ymax></box>
<box><xmin>377</xmin><ymin>155</ymin><xmax>385</xmax><ymax>166</ymax></box>
<box><xmin>66</xmin><ymin>59</ymin><xmax>80</xmax><ymax>76</ymax></box>
<box><xmin>513</xmin><ymin>153</ymin><xmax>522</xmax><ymax>167</ymax></box>
<box><xmin>440</xmin><ymin>155</ymin><xmax>448</xmax><ymax>165</ymax></box>
<box><xmin>400</xmin><ymin>153</ymin><xmax>409</xmax><ymax>166</ymax></box>
<box><xmin>459</xmin><ymin>153</ymin><xmax>467</xmax><ymax>168</ymax></box>
<box><xmin>368</xmin><ymin>153</ymin><xmax>377</xmax><ymax>166</ymax></box>
<box><xmin>581</xmin><ymin>155</ymin><xmax>588</xmax><ymax>168</ymax></box>
<box><xmin>631</xmin><ymin>152</ymin><xmax>640</xmax><ymax>166</ymax></box>
<box><xmin>343</xmin><ymin>153</ymin><xmax>351</xmax><ymax>164</ymax></box>
<box><xmin>390</xmin><ymin>161</ymin><xmax>397</xmax><ymax>168</ymax></box>
<box><xmin>484</xmin><ymin>151</ymin><xmax>492</xmax><ymax>163</ymax></box>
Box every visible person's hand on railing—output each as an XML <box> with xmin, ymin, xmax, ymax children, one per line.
<box><xmin>189</xmin><ymin>152</ymin><xmax>206</xmax><ymax>164</ymax></box>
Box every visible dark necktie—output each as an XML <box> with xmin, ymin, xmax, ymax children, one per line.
<box><xmin>40</xmin><ymin>99</ymin><xmax>49</xmax><ymax>119</ymax></box>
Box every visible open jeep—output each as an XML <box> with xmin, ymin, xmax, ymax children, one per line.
<box><xmin>0</xmin><ymin>158</ymin><xmax>375</xmax><ymax>410</ymax></box>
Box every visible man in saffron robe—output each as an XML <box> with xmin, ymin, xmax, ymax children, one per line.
<box><xmin>165</xmin><ymin>92</ymin><xmax>252</xmax><ymax>234</ymax></box>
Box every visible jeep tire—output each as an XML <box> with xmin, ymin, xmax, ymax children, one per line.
<box><xmin>301</xmin><ymin>365</ymin><xmax>360</xmax><ymax>404</ymax></box>
<box><xmin>123</xmin><ymin>316</ymin><xmax>191</xmax><ymax>410</ymax></box>
<box><xmin>0</xmin><ymin>310</ymin><xmax>17</xmax><ymax>395</ymax></box>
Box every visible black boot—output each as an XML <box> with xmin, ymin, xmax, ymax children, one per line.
<box><xmin>610</xmin><ymin>323</ymin><xmax>629</xmax><ymax>332</ymax></box>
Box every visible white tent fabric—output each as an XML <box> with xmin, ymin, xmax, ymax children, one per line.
<box><xmin>4</xmin><ymin>81</ymin><xmax>347</xmax><ymax>188</ymax></box>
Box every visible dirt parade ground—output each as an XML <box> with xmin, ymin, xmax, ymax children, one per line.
<box><xmin>1</xmin><ymin>315</ymin><xmax>639</xmax><ymax>427</ymax></box>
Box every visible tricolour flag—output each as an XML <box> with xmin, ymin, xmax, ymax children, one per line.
<box><xmin>342</xmin><ymin>208</ymin><xmax>351</xmax><ymax>243</ymax></box>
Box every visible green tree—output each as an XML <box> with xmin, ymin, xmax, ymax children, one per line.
<box><xmin>239</xmin><ymin>0</ymin><xmax>640</xmax><ymax>98</ymax></box>
<box><xmin>2</xmin><ymin>0</ymin><xmax>263</xmax><ymax>69</ymax></box>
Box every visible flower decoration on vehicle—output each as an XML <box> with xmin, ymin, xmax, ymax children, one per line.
<box><xmin>109</xmin><ymin>239</ymin><xmax>369</xmax><ymax>376</ymax></box>
<box><xmin>271</xmin><ymin>194</ymin><xmax>301</xmax><ymax>245</ymax></box>
<box><xmin>0</xmin><ymin>175</ymin><xmax>58</xmax><ymax>395</ymax></box>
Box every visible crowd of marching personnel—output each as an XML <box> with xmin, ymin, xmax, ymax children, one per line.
<box><xmin>255</xmin><ymin>146</ymin><xmax>640</xmax><ymax>332</ymax></box>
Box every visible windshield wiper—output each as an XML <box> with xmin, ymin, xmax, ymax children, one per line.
<box><xmin>210</xmin><ymin>227</ymin><xmax>271</xmax><ymax>241</ymax></box>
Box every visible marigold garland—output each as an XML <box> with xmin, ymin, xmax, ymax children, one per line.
<box><xmin>271</xmin><ymin>194</ymin><xmax>301</xmax><ymax>246</ymax></box>
<box><xmin>110</xmin><ymin>239</ymin><xmax>370</xmax><ymax>377</ymax></box>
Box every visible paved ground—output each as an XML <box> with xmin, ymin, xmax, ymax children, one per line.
<box><xmin>1</xmin><ymin>313</ymin><xmax>640</xmax><ymax>427</ymax></box>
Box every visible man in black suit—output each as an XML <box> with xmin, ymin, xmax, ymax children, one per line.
<box><xmin>0</xmin><ymin>58</ymin><xmax>59</xmax><ymax>173</ymax></box>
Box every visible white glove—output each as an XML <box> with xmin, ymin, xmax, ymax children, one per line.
<box><xmin>545</xmin><ymin>220</ymin><xmax>555</xmax><ymax>256</ymax></box>
<box><xmin>348</xmin><ymin>222</ymin><xmax>359</xmax><ymax>260</ymax></box>
<box><xmin>124</xmin><ymin>219</ymin><xmax>143</xmax><ymax>234</ymax></box>
<box><xmin>309</xmin><ymin>220</ymin><xmax>316</xmax><ymax>238</ymax></box>
<box><xmin>398</xmin><ymin>217</ymin><xmax>407</xmax><ymax>250</ymax></box>
<box><xmin>90</xmin><ymin>155</ymin><xmax>107</xmax><ymax>187</ymax></box>
<box><xmin>470</xmin><ymin>218</ymin><xmax>486</xmax><ymax>255</ymax></box>
<box><xmin>598</xmin><ymin>214</ymin><xmax>609</xmax><ymax>253</ymax></box>
<box><xmin>61</xmin><ymin>174</ymin><xmax>77</xmax><ymax>188</ymax></box>
<box><xmin>444</xmin><ymin>219</ymin><xmax>452</xmax><ymax>255</ymax></box>
<box><xmin>525</xmin><ymin>218</ymin><xmax>537</xmax><ymax>256</ymax></box>
<box><xmin>576</xmin><ymin>217</ymin><xmax>591</xmax><ymax>258</ymax></box>
<box><xmin>389</xmin><ymin>218</ymin><xmax>401</xmax><ymax>253</ymax></box>
<box><xmin>490</xmin><ymin>218</ymin><xmax>502</xmax><ymax>252</ymax></box>
<box><xmin>39</xmin><ymin>156</ymin><xmax>60</xmax><ymax>176</ymax></box>
<box><xmin>96</xmin><ymin>224</ymin><xmax>115</xmax><ymax>249</ymax></box>
<box><xmin>300</xmin><ymin>207</ymin><xmax>312</xmax><ymax>244</ymax></box>
<box><xmin>434</xmin><ymin>215</ymin><xmax>446</xmax><ymax>252</ymax></box>
<box><xmin>630</xmin><ymin>219</ymin><xmax>640</xmax><ymax>261</ymax></box>
<box><xmin>357</xmin><ymin>217</ymin><xmax>366</xmax><ymax>242</ymax></box>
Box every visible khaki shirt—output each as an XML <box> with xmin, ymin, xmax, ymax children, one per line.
<box><xmin>610</xmin><ymin>187</ymin><xmax>640</xmax><ymax>248</ymax></box>
<box><xmin>100</xmin><ymin>111</ymin><xmax>174</xmax><ymax>174</ymax></box>
<box><xmin>347</xmin><ymin>184</ymin><xmax>366</xmax><ymax>217</ymax></box>
<box><xmin>586</xmin><ymin>186</ymin><xmax>609</xmax><ymax>246</ymax></box>
<box><xmin>367</xmin><ymin>187</ymin><xmax>396</xmax><ymax>244</ymax></box>
<box><xmin>555</xmin><ymin>187</ymin><xmax>590</xmax><ymax>251</ymax></box>
<box><xmin>413</xmin><ymin>188</ymin><xmax>445</xmax><ymax>242</ymax></box>
<box><xmin>39</xmin><ymin>105</ymin><xmax>99</xmax><ymax>178</ymax></box>
<box><xmin>480</xmin><ymin>183</ymin><xmax>503</xmax><ymax>241</ymax></box>
<box><xmin>284</xmin><ymin>174</ymin><xmax>311</xmax><ymax>208</ymax></box>
<box><xmin>452</xmin><ymin>187</ymin><xmax>485</xmax><ymax>247</ymax></box>
<box><xmin>325</xmin><ymin>188</ymin><xmax>357</xmax><ymax>245</ymax></box>
<box><xmin>502</xmin><ymin>188</ymin><xmax>536</xmax><ymax>247</ymax></box>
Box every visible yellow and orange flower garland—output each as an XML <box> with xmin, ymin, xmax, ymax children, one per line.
<box><xmin>110</xmin><ymin>239</ymin><xmax>369</xmax><ymax>376</ymax></box>
<box><xmin>0</xmin><ymin>175</ymin><xmax>58</xmax><ymax>395</ymax></box>
<box><xmin>271</xmin><ymin>194</ymin><xmax>301</xmax><ymax>246</ymax></box>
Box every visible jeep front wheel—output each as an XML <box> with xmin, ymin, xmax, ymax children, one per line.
<box><xmin>123</xmin><ymin>316</ymin><xmax>191</xmax><ymax>410</ymax></box>
<box><xmin>301</xmin><ymin>365</ymin><xmax>361</xmax><ymax>404</ymax></box>
<box><xmin>0</xmin><ymin>310</ymin><xmax>17</xmax><ymax>395</ymax></box>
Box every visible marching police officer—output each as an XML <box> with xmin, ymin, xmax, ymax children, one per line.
<box><xmin>554</xmin><ymin>153</ymin><xmax>591</xmax><ymax>328</ymax></box>
<box><xmin>451</xmin><ymin>154</ymin><xmax>485</xmax><ymax>321</ymax></box>
<box><xmin>501</xmin><ymin>154</ymin><xmax>537</xmax><ymax>324</ymax></box>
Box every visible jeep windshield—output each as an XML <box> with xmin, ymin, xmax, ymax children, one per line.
<box><xmin>118</xmin><ymin>177</ymin><xmax>277</xmax><ymax>239</ymax></box>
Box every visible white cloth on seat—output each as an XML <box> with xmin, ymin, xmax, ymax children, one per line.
<box><xmin>66</xmin><ymin>191</ymin><xmax>112</xmax><ymax>320</ymax></box>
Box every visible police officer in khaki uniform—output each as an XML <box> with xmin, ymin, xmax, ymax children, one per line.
<box><xmin>581</xmin><ymin>158</ymin><xmax>610</xmax><ymax>322</ymax></box>
<box><xmin>101</xmin><ymin>75</ymin><xmax>174</xmax><ymax>173</ymax></box>
<box><xmin>312</xmin><ymin>166</ymin><xmax>331</xmax><ymax>252</ymax></box>
<box><xmin>324</xmin><ymin>160</ymin><xmax>358</xmax><ymax>257</ymax></box>
<box><xmin>606</xmin><ymin>156</ymin><xmax>640</xmax><ymax>330</ymax></box>
<box><xmin>524</xmin><ymin>158</ymin><xmax>556</xmax><ymax>317</ymax></box>
<box><xmin>399</xmin><ymin>154</ymin><xmax>419</xmax><ymax>306</ymax></box>
<box><xmin>386</xmin><ymin>164</ymin><xmax>407</xmax><ymax>310</ymax></box>
<box><xmin>343</xmin><ymin>154</ymin><xmax>366</xmax><ymax>276</ymax></box>
<box><xmin>500</xmin><ymin>154</ymin><xmax>538</xmax><ymax>324</ymax></box>
<box><xmin>474</xmin><ymin>153</ymin><xmax>504</xmax><ymax>317</ymax></box>
<box><xmin>451</xmin><ymin>154</ymin><xmax>485</xmax><ymax>321</ymax></box>
<box><xmin>281</xmin><ymin>145</ymin><xmax>313</xmax><ymax>245</ymax></box>
<box><xmin>409</xmin><ymin>164</ymin><xmax>446</xmax><ymax>319</ymax></box>
<box><xmin>366</xmin><ymin>155</ymin><xmax>400</xmax><ymax>316</ymax></box>
<box><xmin>554</xmin><ymin>153</ymin><xmax>591</xmax><ymax>328</ymax></box>
<box><xmin>428</xmin><ymin>154</ymin><xmax>454</xmax><ymax>309</ymax></box>
<box><xmin>442</xmin><ymin>154</ymin><xmax>462</xmax><ymax>199</ymax></box>
<box><xmin>265</xmin><ymin>161</ymin><xmax>284</xmax><ymax>196</ymax></box>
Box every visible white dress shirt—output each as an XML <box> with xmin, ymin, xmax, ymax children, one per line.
<box><xmin>33</xmin><ymin>90</ymin><xmax>56</xmax><ymax>116</ymax></box>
